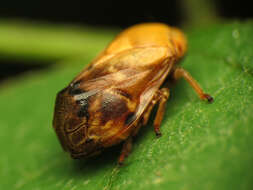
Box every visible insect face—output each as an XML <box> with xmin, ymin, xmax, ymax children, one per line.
<box><xmin>53</xmin><ymin>83</ymin><xmax>103</xmax><ymax>158</ymax></box>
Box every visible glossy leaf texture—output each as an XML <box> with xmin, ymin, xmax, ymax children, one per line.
<box><xmin>0</xmin><ymin>20</ymin><xmax>253</xmax><ymax>190</ymax></box>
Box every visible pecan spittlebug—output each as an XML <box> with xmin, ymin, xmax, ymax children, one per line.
<box><xmin>53</xmin><ymin>23</ymin><xmax>213</xmax><ymax>164</ymax></box>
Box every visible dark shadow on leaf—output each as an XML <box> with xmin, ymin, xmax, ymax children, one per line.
<box><xmin>69</xmin><ymin>144</ymin><xmax>122</xmax><ymax>176</ymax></box>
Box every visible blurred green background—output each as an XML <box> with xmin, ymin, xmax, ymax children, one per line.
<box><xmin>1</xmin><ymin>1</ymin><xmax>253</xmax><ymax>190</ymax></box>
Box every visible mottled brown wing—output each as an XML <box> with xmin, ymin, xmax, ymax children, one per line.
<box><xmin>71</xmin><ymin>46</ymin><xmax>174</xmax><ymax>145</ymax></box>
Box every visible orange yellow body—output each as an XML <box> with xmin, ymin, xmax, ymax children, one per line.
<box><xmin>53</xmin><ymin>23</ymin><xmax>211</xmax><ymax>163</ymax></box>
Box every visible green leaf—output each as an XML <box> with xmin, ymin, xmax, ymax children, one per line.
<box><xmin>1</xmin><ymin>20</ymin><xmax>253</xmax><ymax>190</ymax></box>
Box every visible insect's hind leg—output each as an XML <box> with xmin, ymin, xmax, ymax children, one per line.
<box><xmin>141</xmin><ymin>88</ymin><xmax>170</xmax><ymax>137</ymax></box>
<box><xmin>172</xmin><ymin>67</ymin><xmax>213</xmax><ymax>102</ymax></box>
<box><xmin>141</xmin><ymin>94</ymin><xmax>160</xmax><ymax>126</ymax></box>
<box><xmin>118</xmin><ymin>89</ymin><xmax>170</xmax><ymax>165</ymax></box>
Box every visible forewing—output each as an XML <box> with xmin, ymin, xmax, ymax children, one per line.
<box><xmin>69</xmin><ymin>46</ymin><xmax>173</xmax><ymax>145</ymax></box>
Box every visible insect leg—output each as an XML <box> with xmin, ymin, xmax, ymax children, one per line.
<box><xmin>142</xmin><ymin>95</ymin><xmax>160</xmax><ymax>126</ymax></box>
<box><xmin>153</xmin><ymin>88</ymin><xmax>170</xmax><ymax>137</ymax></box>
<box><xmin>172</xmin><ymin>67</ymin><xmax>213</xmax><ymax>102</ymax></box>
<box><xmin>118</xmin><ymin>136</ymin><xmax>132</xmax><ymax>165</ymax></box>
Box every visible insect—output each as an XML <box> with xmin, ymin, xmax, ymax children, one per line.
<box><xmin>53</xmin><ymin>23</ymin><xmax>213</xmax><ymax>165</ymax></box>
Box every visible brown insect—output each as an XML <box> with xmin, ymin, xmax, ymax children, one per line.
<box><xmin>53</xmin><ymin>23</ymin><xmax>213</xmax><ymax>164</ymax></box>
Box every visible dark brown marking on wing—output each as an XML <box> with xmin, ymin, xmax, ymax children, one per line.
<box><xmin>69</xmin><ymin>80</ymin><xmax>84</xmax><ymax>95</ymax></box>
<box><xmin>125</xmin><ymin>112</ymin><xmax>137</xmax><ymax>126</ymax></box>
<box><xmin>114</xmin><ymin>88</ymin><xmax>132</xmax><ymax>100</ymax></box>
<box><xmin>76</xmin><ymin>98</ymin><xmax>90</xmax><ymax>119</ymax></box>
<box><xmin>100</xmin><ymin>93</ymin><xmax>128</xmax><ymax>124</ymax></box>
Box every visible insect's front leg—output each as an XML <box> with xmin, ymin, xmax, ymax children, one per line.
<box><xmin>118</xmin><ymin>136</ymin><xmax>132</xmax><ymax>165</ymax></box>
<box><xmin>172</xmin><ymin>67</ymin><xmax>213</xmax><ymax>102</ymax></box>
